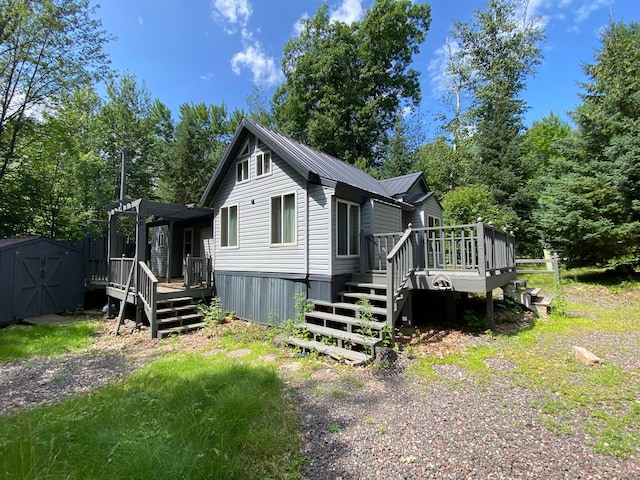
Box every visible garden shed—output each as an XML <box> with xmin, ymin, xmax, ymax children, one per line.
<box><xmin>0</xmin><ymin>237</ymin><xmax>84</xmax><ymax>326</ymax></box>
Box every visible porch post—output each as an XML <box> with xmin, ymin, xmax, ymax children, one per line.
<box><xmin>485</xmin><ymin>289</ymin><xmax>495</xmax><ymax>330</ymax></box>
<box><xmin>135</xmin><ymin>202</ymin><xmax>147</xmax><ymax>291</ymax></box>
<box><xmin>167</xmin><ymin>220</ymin><xmax>174</xmax><ymax>283</ymax></box>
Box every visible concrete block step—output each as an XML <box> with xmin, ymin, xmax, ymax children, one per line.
<box><xmin>158</xmin><ymin>322</ymin><xmax>205</xmax><ymax>338</ymax></box>
<box><xmin>298</xmin><ymin>323</ymin><xmax>380</xmax><ymax>348</ymax></box>
<box><xmin>287</xmin><ymin>337</ymin><xmax>371</xmax><ymax>365</ymax></box>
<box><xmin>305</xmin><ymin>310</ymin><xmax>386</xmax><ymax>332</ymax></box>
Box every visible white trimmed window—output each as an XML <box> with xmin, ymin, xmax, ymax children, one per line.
<box><xmin>337</xmin><ymin>200</ymin><xmax>360</xmax><ymax>256</ymax></box>
<box><xmin>220</xmin><ymin>205</ymin><xmax>238</xmax><ymax>247</ymax></box>
<box><xmin>256</xmin><ymin>151</ymin><xmax>271</xmax><ymax>177</ymax></box>
<box><xmin>271</xmin><ymin>193</ymin><xmax>296</xmax><ymax>245</ymax></box>
<box><xmin>236</xmin><ymin>159</ymin><xmax>249</xmax><ymax>183</ymax></box>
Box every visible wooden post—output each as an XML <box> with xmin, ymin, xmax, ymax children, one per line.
<box><xmin>445</xmin><ymin>292</ymin><xmax>457</xmax><ymax>323</ymax></box>
<box><xmin>185</xmin><ymin>254</ymin><xmax>192</xmax><ymax>289</ymax></box>
<box><xmin>477</xmin><ymin>219</ymin><xmax>486</xmax><ymax>277</ymax></box>
<box><xmin>485</xmin><ymin>289</ymin><xmax>495</xmax><ymax>330</ymax></box>
<box><xmin>360</xmin><ymin>231</ymin><xmax>367</xmax><ymax>273</ymax></box>
<box><xmin>552</xmin><ymin>252</ymin><xmax>560</xmax><ymax>284</ymax></box>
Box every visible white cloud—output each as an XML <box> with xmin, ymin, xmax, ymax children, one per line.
<box><xmin>574</xmin><ymin>0</ymin><xmax>609</xmax><ymax>24</ymax></box>
<box><xmin>330</xmin><ymin>0</ymin><xmax>364</xmax><ymax>24</ymax></box>
<box><xmin>211</xmin><ymin>0</ymin><xmax>252</xmax><ymax>28</ymax></box>
<box><xmin>138</xmin><ymin>15</ymin><xmax>144</xmax><ymax>26</ymax></box>
<box><xmin>200</xmin><ymin>73</ymin><xmax>214</xmax><ymax>80</ymax></box>
<box><xmin>231</xmin><ymin>43</ymin><xmax>284</xmax><ymax>86</ymax></box>
<box><xmin>293</xmin><ymin>13</ymin><xmax>309</xmax><ymax>37</ymax></box>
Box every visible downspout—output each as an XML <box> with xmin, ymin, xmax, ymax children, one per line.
<box><xmin>305</xmin><ymin>188</ymin><xmax>309</xmax><ymax>295</ymax></box>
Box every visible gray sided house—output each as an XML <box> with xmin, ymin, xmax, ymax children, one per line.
<box><xmin>0</xmin><ymin>237</ymin><xmax>84</xmax><ymax>325</ymax></box>
<box><xmin>199</xmin><ymin>119</ymin><xmax>442</xmax><ymax>324</ymax></box>
<box><xmin>108</xmin><ymin>118</ymin><xmax>516</xmax><ymax>342</ymax></box>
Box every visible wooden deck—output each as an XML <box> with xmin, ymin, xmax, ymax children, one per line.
<box><xmin>106</xmin><ymin>257</ymin><xmax>213</xmax><ymax>337</ymax></box>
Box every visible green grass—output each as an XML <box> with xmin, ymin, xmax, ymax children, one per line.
<box><xmin>0</xmin><ymin>320</ymin><xmax>103</xmax><ymax>362</ymax></box>
<box><xmin>410</xmin><ymin>269</ymin><xmax>640</xmax><ymax>458</ymax></box>
<box><xmin>0</xmin><ymin>354</ymin><xmax>302</xmax><ymax>480</ymax></box>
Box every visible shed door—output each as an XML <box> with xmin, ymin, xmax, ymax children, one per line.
<box><xmin>13</xmin><ymin>254</ymin><xmax>66</xmax><ymax>320</ymax></box>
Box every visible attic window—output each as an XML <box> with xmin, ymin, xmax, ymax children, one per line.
<box><xmin>237</xmin><ymin>159</ymin><xmax>249</xmax><ymax>183</ymax></box>
<box><xmin>256</xmin><ymin>151</ymin><xmax>271</xmax><ymax>177</ymax></box>
<box><xmin>239</xmin><ymin>139</ymin><xmax>250</xmax><ymax>156</ymax></box>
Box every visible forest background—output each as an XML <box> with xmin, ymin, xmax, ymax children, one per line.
<box><xmin>1</xmin><ymin>0</ymin><xmax>639</xmax><ymax>268</ymax></box>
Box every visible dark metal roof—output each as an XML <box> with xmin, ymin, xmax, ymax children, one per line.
<box><xmin>378</xmin><ymin>172</ymin><xmax>424</xmax><ymax>197</ymax></box>
<box><xmin>201</xmin><ymin>118</ymin><xmax>395</xmax><ymax>206</ymax></box>
<box><xmin>107</xmin><ymin>199</ymin><xmax>213</xmax><ymax>221</ymax></box>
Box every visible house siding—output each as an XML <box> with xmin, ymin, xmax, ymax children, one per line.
<box><xmin>372</xmin><ymin>199</ymin><xmax>403</xmax><ymax>234</ymax></box>
<box><xmin>214</xmin><ymin>271</ymin><xmax>306</xmax><ymax>325</ymax></box>
<box><xmin>212</xmin><ymin>147</ymin><xmax>306</xmax><ymax>274</ymax></box>
<box><xmin>308</xmin><ymin>184</ymin><xmax>332</xmax><ymax>276</ymax></box>
<box><xmin>332</xmin><ymin>197</ymin><xmax>361</xmax><ymax>275</ymax></box>
<box><xmin>150</xmin><ymin>225</ymin><xmax>169</xmax><ymax>278</ymax></box>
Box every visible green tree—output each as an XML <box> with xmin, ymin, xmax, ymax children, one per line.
<box><xmin>161</xmin><ymin>103</ymin><xmax>239</xmax><ymax>205</ymax></box>
<box><xmin>442</xmin><ymin>184</ymin><xmax>517</xmax><ymax>230</ymax></box>
<box><xmin>378</xmin><ymin>114</ymin><xmax>418</xmax><ymax>179</ymax></box>
<box><xmin>416</xmin><ymin>137</ymin><xmax>474</xmax><ymax>199</ymax></box>
<box><xmin>538</xmin><ymin>21</ymin><xmax>640</xmax><ymax>266</ymax></box>
<box><xmin>95</xmin><ymin>74</ymin><xmax>164</xmax><ymax>201</ymax></box>
<box><xmin>272</xmin><ymin>0</ymin><xmax>431</xmax><ymax>167</ymax></box>
<box><xmin>0</xmin><ymin>0</ymin><xmax>111</xmax><ymax>190</ymax></box>
<box><xmin>450</xmin><ymin>0</ymin><xmax>544</xmax><ymax>253</ymax></box>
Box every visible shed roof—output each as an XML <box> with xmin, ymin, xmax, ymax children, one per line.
<box><xmin>200</xmin><ymin>118</ymin><xmax>396</xmax><ymax>206</ymax></box>
<box><xmin>107</xmin><ymin>199</ymin><xmax>213</xmax><ymax>221</ymax></box>
<box><xmin>0</xmin><ymin>237</ymin><xmax>40</xmax><ymax>248</ymax></box>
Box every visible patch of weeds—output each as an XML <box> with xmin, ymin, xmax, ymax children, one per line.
<box><xmin>404</xmin><ymin>345</ymin><xmax>414</xmax><ymax>359</ymax></box>
<box><xmin>464</xmin><ymin>308</ymin><xmax>487</xmax><ymax>331</ymax></box>
<box><xmin>330</xmin><ymin>389</ymin><xmax>348</xmax><ymax>399</ymax></box>
<box><xmin>197</xmin><ymin>297</ymin><xmax>227</xmax><ymax>328</ymax></box>
<box><xmin>377</xmin><ymin>425</ymin><xmax>385</xmax><ymax>435</ymax></box>
<box><xmin>364</xmin><ymin>417</ymin><xmax>374</xmax><ymax>425</ymax></box>
<box><xmin>539</xmin><ymin>417</ymin><xmax>572</xmax><ymax>435</ymax></box>
<box><xmin>327</xmin><ymin>422</ymin><xmax>341</xmax><ymax>433</ymax></box>
<box><xmin>294</xmin><ymin>292</ymin><xmax>313</xmax><ymax>324</ymax></box>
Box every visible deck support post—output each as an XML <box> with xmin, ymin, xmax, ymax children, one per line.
<box><xmin>485</xmin><ymin>289</ymin><xmax>495</xmax><ymax>330</ymax></box>
<box><xmin>445</xmin><ymin>292</ymin><xmax>457</xmax><ymax>323</ymax></box>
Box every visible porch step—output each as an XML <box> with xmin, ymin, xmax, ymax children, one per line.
<box><xmin>532</xmin><ymin>296</ymin><xmax>552</xmax><ymax>315</ymax></box>
<box><xmin>341</xmin><ymin>292</ymin><xmax>387</xmax><ymax>303</ymax></box>
<box><xmin>154</xmin><ymin>296</ymin><xmax>205</xmax><ymax>338</ymax></box>
<box><xmin>156</xmin><ymin>304</ymin><xmax>199</xmax><ymax>315</ymax></box>
<box><xmin>298</xmin><ymin>323</ymin><xmax>380</xmax><ymax>348</ymax></box>
<box><xmin>310</xmin><ymin>299</ymin><xmax>386</xmax><ymax>316</ymax></box>
<box><xmin>157</xmin><ymin>313</ymin><xmax>203</xmax><ymax>325</ymax></box>
<box><xmin>345</xmin><ymin>282</ymin><xmax>386</xmax><ymax>292</ymax></box>
<box><xmin>305</xmin><ymin>311</ymin><xmax>386</xmax><ymax>336</ymax></box>
<box><xmin>157</xmin><ymin>322</ymin><xmax>206</xmax><ymax>337</ymax></box>
<box><xmin>502</xmin><ymin>281</ymin><xmax>552</xmax><ymax>315</ymax></box>
<box><xmin>286</xmin><ymin>337</ymin><xmax>372</xmax><ymax>365</ymax></box>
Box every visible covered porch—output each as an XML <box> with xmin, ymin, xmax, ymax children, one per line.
<box><xmin>106</xmin><ymin>199</ymin><xmax>215</xmax><ymax>337</ymax></box>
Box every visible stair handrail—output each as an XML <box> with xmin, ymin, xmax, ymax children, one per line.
<box><xmin>138</xmin><ymin>261</ymin><xmax>158</xmax><ymax>337</ymax></box>
<box><xmin>386</xmin><ymin>225</ymin><xmax>414</xmax><ymax>330</ymax></box>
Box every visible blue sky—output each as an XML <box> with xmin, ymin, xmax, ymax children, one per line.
<box><xmin>97</xmin><ymin>0</ymin><xmax>638</xmax><ymax>136</ymax></box>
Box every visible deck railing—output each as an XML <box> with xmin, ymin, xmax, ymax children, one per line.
<box><xmin>108</xmin><ymin>256</ymin><xmax>136</xmax><ymax>290</ymax></box>
<box><xmin>184</xmin><ymin>255</ymin><xmax>212</xmax><ymax>289</ymax></box>
<box><xmin>138</xmin><ymin>261</ymin><xmax>158</xmax><ymax>337</ymax></box>
<box><xmin>368</xmin><ymin>221</ymin><xmax>516</xmax><ymax>277</ymax></box>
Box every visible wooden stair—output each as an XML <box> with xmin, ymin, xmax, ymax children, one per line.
<box><xmin>155</xmin><ymin>296</ymin><xmax>204</xmax><ymax>338</ymax></box>
<box><xmin>502</xmin><ymin>280</ymin><xmax>553</xmax><ymax>315</ymax></box>
<box><xmin>287</xmin><ymin>281</ymin><xmax>389</xmax><ymax>364</ymax></box>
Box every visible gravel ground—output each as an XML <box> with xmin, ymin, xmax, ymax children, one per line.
<box><xmin>289</xmin><ymin>356</ymin><xmax>640</xmax><ymax>479</ymax></box>
<box><xmin>1</xmin><ymin>289</ymin><xmax>639</xmax><ymax>479</ymax></box>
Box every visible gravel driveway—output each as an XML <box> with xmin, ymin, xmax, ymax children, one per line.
<box><xmin>1</xmin><ymin>308</ymin><xmax>639</xmax><ymax>479</ymax></box>
<box><xmin>288</xmin><ymin>357</ymin><xmax>639</xmax><ymax>479</ymax></box>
